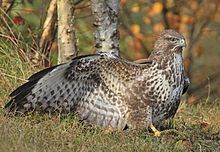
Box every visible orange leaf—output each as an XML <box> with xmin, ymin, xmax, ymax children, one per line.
<box><xmin>120</xmin><ymin>0</ymin><xmax>127</xmax><ymax>6</ymax></box>
<box><xmin>153</xmin><ymin>23</ymin><xmax>164</xmax><ymax>34</ymax></box>
<box><xmin>143</xmin><ymin>17</ymin><xmax>151</xmax><ymax>24</ymax></box>
<box><xmin>179</xmin><ymin>24</ymin><xmax>186</xmax><ymax>32</ymax></box>
<box><xmin>128</xmin><ymin>38</ymin><xmax>134</xmax><ymax>48</ymax></box>
<box><xmin>167</xmin><ymin>12</ymin><xmax>181</xmax><ymax>28</ymax></box>
<box><xmin>190</xmin><ymin>1</ymin><xmax>199</xmax><ymax>11</ymax></box>
<box><xmin>214</xmin><ymin>12</ymin><xmax>220</xmax><ymax>23</ymax></box>
<box><xmin>23</xmin><ymin>7</ymin><xmax>34</xmax><ymax>13</ymax></box>
<box><xmin>130</xmin><ymin>24</ymin><xmax>141</xmax><ymax>35</ymax></box>
<box><xmin>187</xmin><ymin>96</ymin><xmax>198</xmax><ymax>104</ymax></box>
<box><xmin>181</xmin><ymin>15</ymin><xmax>194</xmax><ymax>24</ymax></box>
<box><xmin>166</xmin><ymin>0</ymin><xmax>174</xmax><ymax>8</ymax></box>
<box><xmin>194</xmin><ymin>45</ymin><xmax>204</xmax><ymax>57</ymax></box>
<box><xmin>133</xmin><ymin>39</ymin><xmax>142</xmax><ymax>50</ymax></box>
<box><xmin>149</xmin><ymin>2</ymin><xmax>163</xmax><ymax>16</ymax></box>
<box><xmin>131</xmin><ymin>4</ymin><xmax>140</xmax><ymax>13</ymax></box>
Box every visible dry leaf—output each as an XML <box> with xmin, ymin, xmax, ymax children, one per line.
<box><xmin>133</xmin><ymin>39</ymin><xmax>142</xmax><ymax>50</ymax></box>
<box><xmin>187</xmin><ymin>96</ymin><xmax>198</xmax><ymax>104</ymax></box>
<box><xmin>153</xmin><ymin>23</ymin><xmax>164</xmax><ymax>33</ymax></box>
<box><xmin>181</xmin><ymin>15</ymin><xmax>194</xmax><ymax>24</ymax></box>
<box><xmin>120</xmin><ymin>0</ymin><xmax>127</xmax><ymax>6</ymax></box>
<box><xmin>143</xmin><ymin>17</ymin><xmax>151</xmax><ymax>24</ymax></box>
<box><xmin>131</xmin><ymin>4</ymin><xmax>140</xmax><ymax>13</ymax></box>
<box><xmin>191</xmin><ymin>1</ymin><xmax>199</xmax><ymax>11</ymax></box>
<box><xmin>130</xmin><ymin>24</ymin><xmax>141</xmax><ymax>35</ymax></box>
<box><xmin>200</xmin><ymin>122</ymin><xmax>209</xmax><ymax>133</ymax></box>
<box><xmin>149</xmin><ymin>2</ymin><xmax>163</xmax><ymax>16</ymax></box>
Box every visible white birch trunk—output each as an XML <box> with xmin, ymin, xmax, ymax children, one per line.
<box><xmin>57</xmin><ymin>0</ymin><xmax>77</xmax><ymax>64</ymax></box>
<box><xmin>91</xmin><ymin>0</ymin><xmax>120</xmax><ymax>57</ymax></box>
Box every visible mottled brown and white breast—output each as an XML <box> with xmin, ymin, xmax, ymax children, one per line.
<box><xmin>148</xmin><ymin>53</ymin><xmax>184</xmax><ymax>124</ymax></box>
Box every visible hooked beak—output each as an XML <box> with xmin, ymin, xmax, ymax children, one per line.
<box><xmin>178</xmin><ymin>39</ymin><xmax>186</xmax><ymax>48</ymax></box>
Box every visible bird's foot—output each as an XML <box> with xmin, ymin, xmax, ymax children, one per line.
<box><xmin>154</xmin><ymin>130</ymin><xmax>162</xmax><ymax>137</ymax></box>
<box><xmin>150</xmin><ymin>124</ymin><xmax>161</xmax><ymax>137</ymax></box>
<box><xmin>150</xmin><ymin>124</ymin><xmax>179</xmax><ymax>137</ymax></box>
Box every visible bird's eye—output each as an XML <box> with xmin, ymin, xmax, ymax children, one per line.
<box><xmin>168</xmin><ymin>37</ymin><xmax>177</xmax><ymax>43</ymax></box>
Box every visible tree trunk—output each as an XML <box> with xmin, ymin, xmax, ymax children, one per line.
<box><xmin>57</xmin><ymin>0</ymin><xmax>77</xmax><ymax>64</ymax></box>
<box><xmin>39</xmin><ymin>0</ymin><xmax>57</xmax><ymax>57</ymax></box>
<box><xmin>91</xmin><ymin>0</ymin><xmax>120</xmax><ymax>57</ymax></box>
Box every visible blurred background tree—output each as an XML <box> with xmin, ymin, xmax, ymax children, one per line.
<box><xmin>0</xmin><ymin>0</ymin><xmax>219</xmax><ymax>103</ymax></box>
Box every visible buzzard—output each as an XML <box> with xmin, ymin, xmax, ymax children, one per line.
<box><xmin>5</xmin><ymin>29</ymin><xmax>189</xmax><ymax>136</ymax></box>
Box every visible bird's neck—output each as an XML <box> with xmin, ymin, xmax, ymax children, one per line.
<box><xmin>150</xmin><ymin>52</ymin><xmax>183</xmax><ymax>71</ymax></box>
<box><xmin>149</xmin><ymin>44</ymin><xmax>183</xmax><ymax>68</ymax></box>
<box><xmin>148</xmin><ymin>46</ymin><xmax>169</xmax><ymax>61</ymax></box>
<box><xmin>171</xmin><ymin>52</ymin><xmax>184</xmax><ymax>74</ymax></box>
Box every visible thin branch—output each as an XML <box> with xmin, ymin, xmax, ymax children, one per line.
<box><xmin>73</xmin><ymin>0</ymin><xmax>85</xmax><ymax>5</ymax></box>
<box><xmin>162</xmin><ymin>0</ymin><xmax>169</xmax><ymax>29</ymax></box>
<box><xmin>76</xmin><ymin>13</ymin><xmax>92</xmax><ymax>19</ymax></box>
<box><xmin>75</xmin><ymin>4</ymin><xmax>90</xmax><ymax>9</ymax></box>
<box><xmin>0</xmin><ymin>71</ymin><xmax>28</xmax><ymax>82</ymax></box>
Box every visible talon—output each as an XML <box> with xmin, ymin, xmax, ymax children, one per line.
<box><xmin>150</xmin><ymin>124</ymin><xmax>161</xmax><ymax>137</ymax></box>
<box><xmin>154</xmin><ymin>130</ymin><xmax>161</xmax><ymax>137</ymax></box>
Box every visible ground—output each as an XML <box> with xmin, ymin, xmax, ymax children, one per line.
<box><xmin>0</xmin><ymin>102</ymin><xmax>219</xmax><ymax>151</ymax></box>
<box><xmin>0</xmin><ymin>48</ymin><xmax>220</xmax><ymax>152</ymax></box>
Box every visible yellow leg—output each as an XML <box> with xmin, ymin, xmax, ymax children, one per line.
<box><xmin>150</xmin><ymin>124</ymin><xmax>161</xmax><ymax>137</ymax></box>
<box><xmin>150</xmin><ymin>124</ymin><xmax>181</xmax><ymax>137</ymax></box>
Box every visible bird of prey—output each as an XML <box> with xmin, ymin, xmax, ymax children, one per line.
<box><xmin>5</xmin><ymin>29</ymin><xmax>189</xmax><ymax>136</ymax></box>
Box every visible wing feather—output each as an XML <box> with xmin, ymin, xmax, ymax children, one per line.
<box><xmin>5</xmin><ymin>54</ymin><xmax>149</xmax><ymax>129</ymax></box>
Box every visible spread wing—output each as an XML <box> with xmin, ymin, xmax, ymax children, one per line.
<box><xmin>5</xmin><ymin>54</ymin><xmax>144</xmax><ymax>129</ymax></box>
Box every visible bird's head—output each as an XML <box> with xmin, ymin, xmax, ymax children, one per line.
<box><xmin>151</xmin><ymin>29</ymin><xmax>186</xmax><ymax>57</ymax></box>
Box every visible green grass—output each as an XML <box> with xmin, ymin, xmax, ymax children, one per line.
<box><xmin>0</xmin><ymin>40</ymin><xmax>220</xmax><ymax>152</ymax></box>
